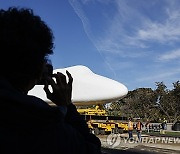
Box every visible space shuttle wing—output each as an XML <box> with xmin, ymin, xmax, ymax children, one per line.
<box><xmin>28</xmin><ymin>65</ymin><xmax>128</xmax><ymax>106</ymax></box>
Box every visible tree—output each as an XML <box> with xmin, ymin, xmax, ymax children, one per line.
<box><xmin>154</xmin><ymin>82</ymin><xmax>171</xmax><ymax>122</ymax></box>
<box><xmin>154</xmin><ymin>81</ymin><xmax>180</xmax><ymax>122</ymax></box>
<box><xmin>170</xmin><ymin>81</ymin><xmax>180</xmax><ymax>122</ymax></box>
<box><xmin>108</xmin><ymin>81</ymin><xmax>180</xmax><ymax>122</ymax></box>
<box><xmin>110</xmin><ymin>88</ymin><xmax>157</xmax><ymax>121</ymax></box>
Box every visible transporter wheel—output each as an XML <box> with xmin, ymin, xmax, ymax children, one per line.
<box><xmin>94</xmin><ymin>128</ymin><xmax>100</xmax><ymax>135</ymax></box>
<box><xmin>118</xmin><ymin>128</ymin><xmax>124</xmax><ymax>134</ymax></box>
<box><xmin>99</xmin><ymin>129</ymin><xmax>105</xmax><ymax>135</ymax></box>
<box><xmin>114</xmin><ymin>127</ymin><xmax>119</xmax><ymax>134</ymax></box>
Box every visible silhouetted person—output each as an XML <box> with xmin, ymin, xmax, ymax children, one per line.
<box><xmin>160</xmin><ymin>118</ymin><xmax>167</xmax><ymax>134</ymax></box>
<box><xmin>0</xmin><ymin>7</ymin><xmax>101</xmax><ymax>154</ymax></box>
<box><xmin>145</xmin><ymin>119</ymin><xmax>150</xmax><ymax>133</ymax></box>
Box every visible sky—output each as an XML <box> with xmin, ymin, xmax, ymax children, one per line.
<box><xmin>1</xmin><ymin>0</ymin><xmax>180</xmax><ymax>91</ymax></box>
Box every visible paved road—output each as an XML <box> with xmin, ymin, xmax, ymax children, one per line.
<box><xmin>101</xmin><ymin>146</ymin><xmax>180</xmax><ymax>154</ymax></box>
<box><xmin>98</xmin><ymin>134</ymin><xmax>180</xmax><ymax>154</ymax></box>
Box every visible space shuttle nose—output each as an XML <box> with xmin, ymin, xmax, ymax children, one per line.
<box><xmin>28</xmin><ymin>65</ymin><xmax>128</xmax><ymax>106</ymax></box>
<box><xmin>54</xmin><ymin>65</ymin><xmax>128</xmax><ymax>105</ymax></box>
<box><xmin>120</xmin><ymin>83</ymin><xmax>128</xmax><ymax>96</ymax></box>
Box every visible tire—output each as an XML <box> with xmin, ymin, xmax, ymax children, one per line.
<box><xmin>114</xmin><ymin>127</ymin><xmax>119</xmax><ymax>134</ymax></box>
<box><xmin>94</xmin><ymin>128</ymin><xmax>100</xmax><ymax>135</ymax></box>
<box><xmin>118</xmin><ymin>128</ymin><xmax>124</xmax><ymax>134</ymax></box>
<box><xmin>99</xmin><ymin>129</ymin><xmax>105</xmax><ymax>135</ymax></box>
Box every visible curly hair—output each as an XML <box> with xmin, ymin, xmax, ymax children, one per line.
<box><xmin>0</xmin><ymin>7</ymin><xmax>54</xmax><ymax>80</ymax></box>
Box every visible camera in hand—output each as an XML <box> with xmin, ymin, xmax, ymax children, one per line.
<box><xmin>36</xmin><ymin>63</ymin><xmax>53</xmax><ymax>85</ymax></box>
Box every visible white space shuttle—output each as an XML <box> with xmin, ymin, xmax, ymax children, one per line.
<box><xmin>28</xmin><ymin>65</ymin><xmax>128</xmax><ymax>106</ymax></box>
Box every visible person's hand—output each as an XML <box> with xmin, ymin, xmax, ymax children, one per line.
<box><xmin>43</xmin><ymin>70</ymin><xmax>73</xmax><ymax>106</ymax></box>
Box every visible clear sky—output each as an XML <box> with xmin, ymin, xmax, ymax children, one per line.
<box><xmin>1</xmin><ymin>0</ymin><xmax>180</xmax><ymax>90</ymax></box>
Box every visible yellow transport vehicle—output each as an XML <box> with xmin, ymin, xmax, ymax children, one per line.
<box><xmin>77</xmin><ymin>105</ymin><xmax>128</xmax><ymax>135</ymax></box>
